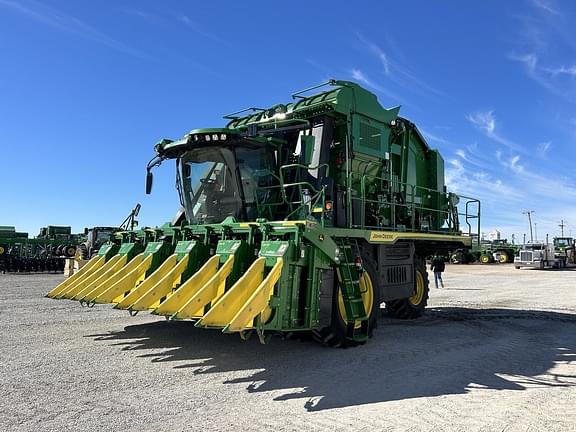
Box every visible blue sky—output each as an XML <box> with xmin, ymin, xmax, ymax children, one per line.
<box><xmin>1</xmin><ymin>0</ymin><xmax>575</xmax><ymax>242</ymax></box>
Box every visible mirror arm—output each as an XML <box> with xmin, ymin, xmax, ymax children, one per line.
<box><xmin>146</xmin><ymin>155</ymin><xmax>165</xmax><ymax>195</ymax></box>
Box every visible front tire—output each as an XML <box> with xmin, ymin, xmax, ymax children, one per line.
<box><xmin>385</xmin><ymin>257</ymin><xmax>429</xmax><ymax>319</ymax></box>
<box><xmin>451</xmin><ymin>251</ymin><xmax>463</xmax><ymax>264</ymax></box>
<box><xmin>313</xmin><ymin>245</ymin><xmax>379</xmax><ymax>348</ymax></box>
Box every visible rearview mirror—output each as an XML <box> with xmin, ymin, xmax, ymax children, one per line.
<box><xmin>146</xmin><ymin>171</ymin><xmax>153</xmax><ymax>194</ymax></box>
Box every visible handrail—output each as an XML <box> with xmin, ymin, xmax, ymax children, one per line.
<box><xmin>278</xmin><ymin>163</ymin><xmax>330</xmax><ymax>224</ymax></box>
<box><xmin>351</xmin><ymin>172</ymin><xmax>480</xmax><ymax>236</ymax></box>
<box><xmin>291</xmin><ymin>80</ymin><xmax>334</xmax><ymax>100</ymax></box>
<box><xmin>223</xmin><ymin>107</ymin><xmax>266</xmax><ymax>120</ymax></box>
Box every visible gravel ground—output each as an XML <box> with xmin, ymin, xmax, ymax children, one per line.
<box><xmin>1</xmin><ymin>264</ymin><xmax>575</xmax><ymax>432</ymax></box>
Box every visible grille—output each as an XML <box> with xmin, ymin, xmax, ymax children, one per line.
<box><xmin>359</xmin><ymin>122</ymin><xmax>381</xmax><ymax>151</ymax></box>
<box><xmin>520</xmin><ymin>251</ymin><xmax>532</xmax><ymax>261</ymax></box>
<box><xmin>386</xmin><ymin>265</ymin><xmax>408</xmax><ymax>284</ymax></box>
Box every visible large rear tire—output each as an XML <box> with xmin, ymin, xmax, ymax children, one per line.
<box><xmin>385</xmin><ymin>257</ymin><xmax>429</xmax><ymax>319</ymax></box>
<box><xmin>78</xmin><ymin>244</ymin><xmax>89</xmax><ymax>260</ymax></box>
<box><xmin>480</xmin><ymin>254</ymin><xmax>491</xmax><ymax>264</ymax></box>
<box><xmin>451</xmin><ymin>251</ymin><xmax>463</xmax><ymax>264</ymax></box>
<box><xmin>63</xmin><ymin>245</ymin><xmax>77</xmax><ymax>258</ymax></box>
<box><xmin>313</xmin><ymin>245</ymin><xmax>379</xmax><ymax>348</ymax></box>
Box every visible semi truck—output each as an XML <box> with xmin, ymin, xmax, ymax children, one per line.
<box><xmin>514</xmin><ymin>242</ymin><xmax>561</xmax><ymax>269</ymax></box>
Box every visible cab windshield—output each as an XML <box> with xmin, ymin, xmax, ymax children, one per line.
<box><xmin>177</xmin><ymin>144</ymin><xmax>277</xmax><ymax>224</ymax></box>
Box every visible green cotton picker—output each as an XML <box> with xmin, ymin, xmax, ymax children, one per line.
<box><xmin>47</xmin><ymin>80</ymin><xmax>480</xmax><ymax>347</ymax></box>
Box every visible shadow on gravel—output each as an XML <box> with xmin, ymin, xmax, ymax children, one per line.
<box><xmin>88</xmin><ymin>307</ymin><xmax>576</xmax><ymax>411</ymax></box>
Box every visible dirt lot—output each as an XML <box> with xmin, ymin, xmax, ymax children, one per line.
<box><xmin>1</xmin><ymin>264</ymin><xmax>575</xmax><ymax>432</ymax></box>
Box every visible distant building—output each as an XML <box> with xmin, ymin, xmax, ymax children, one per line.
<box><xmin>488</xmin><ymin>230</ymin><xmax>501</xmax><ymax>241</ymax></box>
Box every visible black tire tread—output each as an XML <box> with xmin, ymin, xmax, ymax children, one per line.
<box><xmin>314</xmin><ymin>243</ymin><xmax>379</xmax><ymax>348</ymax></box>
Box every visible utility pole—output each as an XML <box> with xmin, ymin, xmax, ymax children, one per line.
<box><xmin>559</xmin><ymin>219</ymin><xmax>566</xmax><ymax>237</ymax></box>
<box><xmin>523</xmin><ymin>210</ymin><xmax>534</xmax><ymax>242</ymax></box>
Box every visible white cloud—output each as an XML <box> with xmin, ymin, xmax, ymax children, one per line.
<box><xmin>356</xmin><ymin>33</ymin><xmax>444</xmax><ymax>97</ymax></box>
<box><xmin>449</xmin><ymin>141</ymin><xmax>576</xmax><ymax>240</ymax></box>
<box><xmin>467</xmin><ymin>111</ymin><xmax>495</xmax><ymax>134</ymax></box>
<box><xmin>356</xmin><ymin>33</ymin><xmax>391</xmax><ymax>75</ymax></box>
<box><xmin>537</xmin><ymin>141</ymin><xmax>552</xmax><ymax>158</ymax></box>
<box><xmin>420</xmin><ymin>129</ymin><xmax>450</xmax><ymax>146</ymax></box>
<box><xmin>531</xmin><ymin>0</ymin><xmax>560</xmax><ymax>15</ymax></box>
<box><xmin>510</xmin><ymin>53</ymin><xmax>538</xmax><ymax>73</ymax></box>
<box><xmin>467</xmin><ymin>111</ymin><xmax>527</xmax><ymax>153</ymax></box>
<box><xmin>495</xmin><ymin>151</ymin><xmax>524</xmax><ymax>174</ymax></box>
<box><xmin>178</xmin><ymin>14</ymin><xmax>224</xmax><ymax>43</ymax></box>
<box><xmin>543</xmin><ymin>64</ymin><xmax>576</xmax><ymax>77</ymax></box>
<box><xmin>350</xmin><ymin>69</ymin><xmax>404</xmax><ymax>103</ymax></box>
<box><xmin>0</xmin><ymin>0</ymin><xmax>150</xmax><ymax>59</ymax></box>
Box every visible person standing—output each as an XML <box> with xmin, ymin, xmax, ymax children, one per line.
<box><xmin>430</xmin><ymin>255</ymin><xmax>445</xmax><ymax>289</ymax></box>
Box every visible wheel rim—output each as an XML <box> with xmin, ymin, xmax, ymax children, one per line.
<box><xmin>499</xmin><ymin>253</ymin><xmax>508</xmax><ymax>263</ymax></box>
<box><xmin>338</xmin><ymin>270</ymin><xmax>374</xmax><ymax>328</ymax></box>
<box><xmin>481</xmin><ymin>255</ymin><xmax>489</xmax><ymax>263</ymax></box>
<box><xmin>409</xmin><ymin>270</ymin><xmax>425</xmax><ymax>306</ymax></box>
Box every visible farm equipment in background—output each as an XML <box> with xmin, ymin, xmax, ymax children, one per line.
<box><xmin>450</xmin><ymin>237</ymin><xmax>484</xmax><ymax>264</ymax></box>
<box><xmin>553</xmin><ymin>237</ymin><xmax>575</xmax><ymax>266</ymax></box>
<box><xmin>77</xmin><ymin>227</ymin><xmax>120</xmax><ymax>259</ymax></box>
<box><xmin>77</xmin><ymin>204</ymin><xmax>141</xmax><ymax>259</ymax></box>
<box><xmin>36</xmin><ymin>226</ymin><xmax>78</xmax><ymax>258</ymax></box>
<box><xmin>451</xmin><ymin>238</ymin><xmax>518</xmax><ymax>264</ymax></box>
<box><xmin>478</xmin><ymin>239</ymin><xmax>519</xmax><ymax>264</ymax></box>
<box><xmin>47</xmin><ymin>80</ymin><xmax>480</xmax><ymax>346</ymax></box>
<box><xmin>0</xmin><ymin>225</ymin><xmax>76</xmax><ymax>273</ymax></box>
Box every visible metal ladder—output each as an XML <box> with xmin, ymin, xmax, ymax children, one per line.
<box><xmin>335</xmin><ymin>238</ymin><xmax>369</xmax><ymax>342</ymax></box>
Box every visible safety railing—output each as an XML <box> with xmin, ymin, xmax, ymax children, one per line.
<box><xmin>350</xmin><ymin>172</ymin><xmax>480</xmax><ymax>236</ymax></box>
<box><xmin>279</xmin><ymin>163</ymin><xmax>328</xmax><ymax>223</ymax></box>
<box><xmin>248</xmin><ymin>163</ymin><xmax>329</xmax><ymax>224</ymax></box>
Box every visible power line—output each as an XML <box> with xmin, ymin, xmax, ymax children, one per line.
<box><xmin>559</xmin><ymin>219</ymin><xmax>567</xmax><ymax>237</ymax></box>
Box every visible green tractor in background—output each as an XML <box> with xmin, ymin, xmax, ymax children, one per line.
<box><xmin>48</xmin><ymin>80</ymin><xmax>480</xmax><ymax>347</ymax></box>
<box><xmin>478</xmin><ymin>239</ymin><xmax>519</xmax><ymax>264</ymax></box>
<box><xmin>77</xmin><ymin>204</ymin><xmax>142</xmax><ymax>259</ymax></box>
<box><xmin>553</xmin><ymin>237</ymin><xmax>575</xmax><ymax>266</ymax></box>
<box><xmin>77</xmin><ymin>227</ymin><xmax>120</xmax><ymax>260</ymax></box>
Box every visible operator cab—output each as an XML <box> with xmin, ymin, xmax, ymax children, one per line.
<box><xmin>176</xmin><ymin>140</ymin><xmax>279</xmax><ymax>224</ymax></box>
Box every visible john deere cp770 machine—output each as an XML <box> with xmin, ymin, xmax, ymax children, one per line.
<box><xmin>47</xmin><ymin>80</ymin><xmax>479</xmax><ymax>347</ymax></box>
